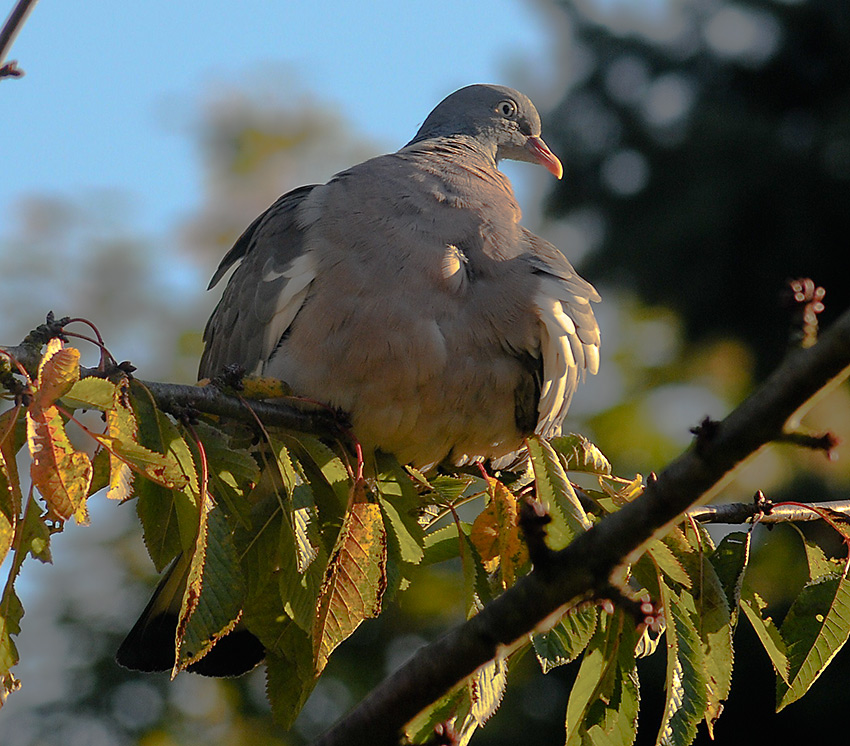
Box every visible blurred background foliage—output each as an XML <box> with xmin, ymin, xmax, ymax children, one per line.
<box><xmin>2</xmin><ymin>0</ymin><xmax>850</xmax><ymax>744</ymax></box>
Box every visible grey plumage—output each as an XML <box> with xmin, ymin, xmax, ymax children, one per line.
<box><xmin>201</xmin><ymin>84</ymin><xmax>600</xmax><ymax>468</ymax></box>
<box><xmin>118</xmin><ymin>84</ymin><xmax>601</xmax><ymax>680</ymax></box>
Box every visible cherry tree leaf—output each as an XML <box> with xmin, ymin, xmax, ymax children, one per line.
<box><xmin>26</xmin><ymin>404</ymin><xmax>91</xmax><ymax>524</ymax></box>
<box><xmin>313</xmin><ymin>492</ymin><xmax>387</xmax><ymax>673</ymax></box>
<box><xmin>777</xmin><ymin>568</ymin><xmax>850</xmax><ymax>711</ymax></box>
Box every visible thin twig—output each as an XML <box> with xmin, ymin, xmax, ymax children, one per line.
<box><xmin>689</xmin><ymin>499</ymin><xmax>850</xmax><ymax>525</ymax></box>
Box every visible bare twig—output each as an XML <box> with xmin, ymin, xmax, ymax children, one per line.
<box><xmin>689</xmin><ymin>499</ymin><xmax>850</xmax><ymax>525</ymax></box>
<box><xmin>0</xmin><ymin>0</ymin><xmax>40</xmax><ymax>79</ymax></box>
<box><xmin>311</xmin><ymin>304</ymin><xmax>850</xmax><ymax>746</ymax></box>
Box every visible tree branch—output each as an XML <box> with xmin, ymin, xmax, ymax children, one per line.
<box><xmin>136</xmin><ymin>379</ymin><xmax>343</xmax><ymax>438</ymax></box>
<box><xmin>0</xmin><ymin>0</ymin><xmax>39</xmax><ymax>79</ymax></box>
<box><xmin>312</xmin><ymin>305</ymin><xmax>850</xmax><ymax>746</ymax></box>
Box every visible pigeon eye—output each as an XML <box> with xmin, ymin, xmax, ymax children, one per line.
<box><xmin>497</xmin><ymin>100</ymin><xmax>517</xmax><ymax>119</ymax></box>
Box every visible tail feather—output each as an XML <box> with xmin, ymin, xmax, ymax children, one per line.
<box><xmin>116</xmin><ymin>555</ymin><xmax>265</xmax><ymax>677</ymax></box>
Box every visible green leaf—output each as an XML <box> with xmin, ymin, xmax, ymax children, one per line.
<box><xmin>422</xmin><ymin>521</ymin><xmax>471</xmax><ymax>566</ymax></box>
<box><xmin>709</xmin><ymin>531</ymin><xmax>751</xmax><ymax>627</ymax></box>
<box><xmin>0</xmin><ymin>585</ymin><xmax>22</xmax><ymax>669</ymax></box>
<box><xmin>131</xmin><ymin>383</ymin><xmax>202</xmax><ymax>567</ymax></box>
<box><xmin>405</xmin><ymin>683</ymin><xmax>469</xmax><ymax>745</ymax></box>
<box><xmin>527</xmin><ymin>436</ymin><xmax>591</xmax><ymax>550</ymax></box>
<box><xmin>565</xmin><ymin>610</ymin><xmax>639</xmax><ymax>746</ymax></box>
<box><xmin>789</xmin><ymin>524</ymin><xmax>841</xmax><ymax>581</ymax></box>
<box><xmin>173</xmin><ymin>490</ymin><xmax>213</xmax><ymax>675</ymax></box>
<box><xmin>192</xmin><ymin>421</ymin><xmax>258</xmax><ymax>527</ymax></box>
<box><xmin>470</xmin><ymin>655</ymin><xmax>508</xmax><ymax>726</ymax></box>
<box><xmin>550</xmin><ymin>432</ymin><xmax>611</xmax><ymax>475</ymax></box>
<box><xmin>313</xmin><ymin>495</ymin><xmax>387</xmax><ymax>673</ymax></box>
<box><xmin>533</xmin><ymin>604</ymin><xmax>598</xmax><ymax>673</ymax></box>
<box><xmin>740</xmin><ymin>586</ymin><xmax>789</xmax><ymax>684</ymax></box>
<box><xmin>656</xmin><ymin>579</ymin><xmax>709</xmax><ymax>746</ymax></box>
<box><xmin>60</xmin><ymin>376</ymin><xmax>117</xmax><ymax>411</ymax></box>
<box><xmin>264</xmin><ymin>626</ymin><xmax>317</xmax><ymax>728</ymax></box>
<box><xmin>175</xmin><ymin>504</ymin><xmax>246</xmax><ymax>674</ymax></box>
<box><xmin>678</xmin><ymin>554</ymin><xmax>734</xmax><ymax>737</ymax></box>
<box><xmin>647</xmin><ymin>537</ymin><xmax>692</xmax><ymax>590</ymax></box>
<box><xmin>429</xmin><ymin>474</ymin><xmax>477</xmax><ymax>503</ymax></box>
<box><xmin>288</xmin><ymin>435</ymin><xmax>349</xmax><ymax>546</ymax></box>
<box><xmin>278</xmin><ymin>498</ymin><xmax>325</xmax><ymax>633</ymax></box>
<box><xmin>776</xmin><ymin>568</ymin><xmax>850</xmax><ymax>710</ymax></box>
<box><xmin>376</xmin><ymin>454</ymin><xmax>425</xmax><ymax>566</ymax></box>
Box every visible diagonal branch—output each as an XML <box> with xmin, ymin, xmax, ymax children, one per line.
<box><xmin>312</xmin><ymin>304</ymin><xmax>850</xmax><ymax>746</ymax></box>
<box><xmin>0</xmin><ymin>0</ymin><xmax>39</xmax><ymax>79</ymax></box>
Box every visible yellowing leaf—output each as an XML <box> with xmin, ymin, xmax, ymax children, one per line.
<box><xmin>240</xmin><ymin>376</ymin><xmax>293</xmax><ymax>399</ymax></box>
<box><xmin>60</xmin><ymin>377</ymin><xmax>117</xmax><ymax>412</ymax></box>
<box><xmin>33</xmin><ymin>340</ymin><xmax>80</xmax><ymax>410</ymax></box>
<box><xmin>469</xmin><ymin>479</ymin><xmax>528</xmax><ymax>588</ymax></box>
<box><xmin>0</xmin><ymin>585</ymin><xmax>24</xmax><ymax>709</ymax></box>
<box><xmin>313</xmin><ymin>496</ymin><xmax>387</xmax><ymax>673</ymax></box>
<box><xmin>26</xmin><ymin>405</ymin><xmax>91</xmax><ymax>524</ymax></box>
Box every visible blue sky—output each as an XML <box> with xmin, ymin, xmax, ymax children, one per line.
<box><xmin>1</xmin><ymin>1</ymin><xmax>562</xmax><ymax>236</ymax></box>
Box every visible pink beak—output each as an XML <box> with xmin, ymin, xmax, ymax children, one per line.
<box><xmin>526</xmin><ymin>136</ymin><xmax>563</xmax><ymax>180</ymax></box>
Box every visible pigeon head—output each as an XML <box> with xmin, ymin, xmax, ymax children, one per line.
<box><xmin>407</xmin><ymin>84</ymin><xmax>563</xmax><ymax>179</ymax></box>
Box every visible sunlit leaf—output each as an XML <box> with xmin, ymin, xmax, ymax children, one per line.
<box><xmin>26</xmin><ymin>404</ymin><xmax>91</xmax><ymax>523</ymax></box>
<box><xmin>550</xmin><ymin>432</ymin><xmax>611</xmax><ymax>475</ymax></box>
<box><xmin>239</xmin><ymin>375</ymin><xmax>293</xmax><ymax>399</ymax></box>
<box><xmin>533</xmin><ymin>603</ymin><xmax>598</xmax><ymax>673</ymax></box>
<box><xmin>104</xmin><ymin>379</ymin><xmax>136</xmax><ymax>500</ymax></box>
<box><xmin>376</xmin><ymin>454</ymin><xmax>425</xmax><ymax>576</ymax></box>
<box><xmin>789</xmin><ymin>524</ymin><xmax>842</xmax><ymax>582</ymax></box>
<box><xmin>289</xmin><ymin>434</ymin><xmax>349</xmax><ymax>545</ymax></box>
<box><xmin>527</xmin><ymin>436</ymin><xmax>591</xmax><ymax>550</ymax></box>
<box><xmin>405</xmin><ymin>682</ymin><xmax>469</xmax><ymax>745</ymax></box>
<box><xmin>0</xmin><ymin>585</ymin><xmax>23</xmax><ymax>709</ymax></box>
<box><xmin>740</xmin><ymin>586</ymin><xmax>789</xmax><ymax>684</ymax></box>
<box><xmin>173</xmin><ymin>489</ymin><xmax>213</xmax><ymax>676</ymax></box>
<box><xmin>776</xmin><ymin>568</ymin><xmax>850</xmax><ymax>711</ymax></box>
<box><xmin>470</xmin><ymin>656</ymin><xmax>508</xmax><ymax>726</ymax></box>
<box><xmin>648</xmin><ymin>536</ymin><xmax>692</xmax><ymax>590</ymax></box>
<box><xmin>429</xmin><ymin>474</ymin><xmax>478</xmax><ymax>504</ymax></box>
<box><xmin>469</xmin><ymin>478</ymin><xmax>528</xmax><ymax>588</ymax></box>
<box><xmin>565</xmin><ymin>610</ymin><xmax>639</xmax><ymax>746</ymax></box>
<box><xmin>175</xmin><ymin>503</ymin><xmax>246</xmax><ymax>674</ymax></box>
<box><xmin>279</xmin><ymin>490</ymin><xmax>325</xmax><ymax>632</ymax></box>
<box><xmin>656</xmin><ymin>579</ymin><xmax>709</xmax><ymax>746</ymax></box>
<box><xmin>313</xmin><ymin>493</ymin><xmax>387</xmax><ymax>673</ymax></box>
<box><xmin>60</xmin><ymin>376</ymin><xmax>117</xmax><ymax>412</ymax></box>
<box><xmin>33</xmin><ymin>340</ymin><xmax>79</xmax><ymax>410</ymax></box>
